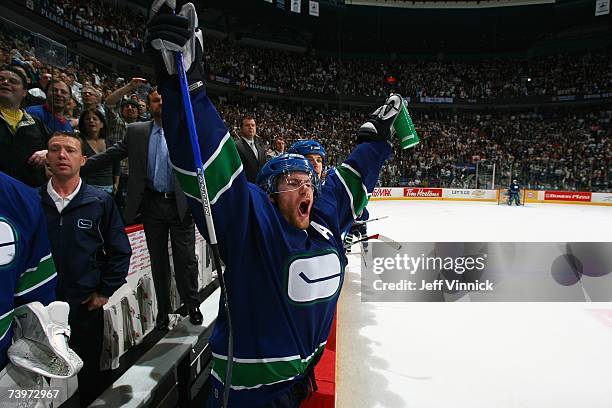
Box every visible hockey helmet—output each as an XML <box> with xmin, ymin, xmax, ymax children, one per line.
<box><xmin>257</xmin><ymin>153</ymin><xmax>321</xmax><ymax>196</ymax></box>
<box><xmin>287</xmin><ymin>140</ymin><xmax>326</xmax><ymax>163</ymax></box>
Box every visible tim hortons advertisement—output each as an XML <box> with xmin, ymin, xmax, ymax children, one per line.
<box><xmin>403</xmin><ymin>188</ymin><xmax>443</xmax><ymax>198</ymax></box>
<box><xmin>544</xmin><ymin>191</ymin><xmax>592</xmax><ymax>202</ymax></box>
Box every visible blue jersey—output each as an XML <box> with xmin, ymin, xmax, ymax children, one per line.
<box><xmin>160</xmin><ymin>83</ymin><xmax>391</xmax><ymax>406</ymax></box>
<box><xmin>509</xmin><ymin>182</ymin><xmax>521</xmax><ymax>195</ymax></box>
<box><xmin>323</xmin><ymin>166</ymin><xmax>336</xmax><ymax>184</ymax></box>
<box><xmin>25</xmin><ymin>104</ymin><xmax>73</xmax><ymax>135</ymax></box>
<box><xmin>0</xmin><ymin>172</ymin><xmax>57</xmax><ymax>371</ymax></box>
<box><xmin>357</xmin><ymin>207</ymin><xmax>370</xmax><ymax>222</ymax></box>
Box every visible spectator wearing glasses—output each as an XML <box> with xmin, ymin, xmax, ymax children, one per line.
<box><xmin>81</xmin><ymin>85</ymin><xmax>102</xmax><ymax>113</ymax></box>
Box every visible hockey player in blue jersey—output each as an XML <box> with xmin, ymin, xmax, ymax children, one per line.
<box><xmin>0</xmin><ymin>172</ymin><xmax>57</xmax><ymax>373</ymax></box>
<box><xmin>287</xmin><ymin>140</ymin><xmax>326</xmax><ymax>182</ymax></box>
<box><xmin>287</xmin><ymin>139</ymin><xmax>368</xmax><ymax>254</ymax></box>
<box><xmin>508</xmin><ymin>179</ymin><xmax>522</xmax><ymax>206</ymax></box>
<box><xmin>287</xmin><ymin>140</ymin><xmax>371</xmax><ymax>253</ymax></box>
<box><xmin>146</xmin><ymin>3</ymin><xmax>398</xmax><ymax>406</ymax></box>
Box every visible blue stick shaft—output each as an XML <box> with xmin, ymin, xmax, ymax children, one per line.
<box><xmin>174</xmin><ymin>48</ymin><xmax>233</xmax><ymax>408</ymax></box>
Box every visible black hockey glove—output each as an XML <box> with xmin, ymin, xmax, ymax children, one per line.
<box><xmin>357</xmin><ymin>93</ymin><xmax>403</xmax><ymax>144</ymax></box>
<box><xmin>145</xmin><ymin>1</ymin><xmax>204</xmax><ymax>91</ymax></box>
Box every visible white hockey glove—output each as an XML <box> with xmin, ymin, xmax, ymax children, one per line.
<box><xmin>8</xmin><ymin>301</ymin><xmax>83</xmax><ymax>379</ymax></box>
<box><xmin>146</xmin><ymin>1</ymin><xmax>204</xmax><ymax>89</ymax></box>
<box><xmin>357</xmin><ymin>93</ymin><xmax>403</xmax><ymax>144</ymax></box>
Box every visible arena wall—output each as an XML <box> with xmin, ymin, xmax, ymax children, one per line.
<box><xmin>369</xmin><ymin>188</ymin><xmax>612</xmax><ymax>206</ymax></box>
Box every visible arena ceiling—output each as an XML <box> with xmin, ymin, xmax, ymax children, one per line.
<box><xmin>344</xmin><ymin>0</ymin><xmax>556</xmax><ymax>9</ymax></box>
<box><xmin>130</xmin><ymin>0</ymin><xmax>611</xmax><ymax>55</ymax></box>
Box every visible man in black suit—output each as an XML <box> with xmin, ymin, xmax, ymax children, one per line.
<box><xmin>234</xmin><ymin>116</ymin><xmax>267</xmax><ymax>183</ymax></box>
<box><xmin>83</xmin><ymin>88</ymin><xmax>202</xmax><ymax>329</ymax></box>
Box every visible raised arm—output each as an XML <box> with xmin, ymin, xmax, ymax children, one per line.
<box><xmin>81</xmin><ymin>137</ymin><xmax>129</xmax><ymax>174</ymax></box>
<box><xmin>104</xmin><ymin>77</ymin><xmax>147</xmax><ymax>108</ymax></box>
<box><xmin>316</xmin><ymin>95</ymin><xmax>400</xmax><ymax>234</ymax></box>
<box><xmin>146</xmin><ymin>3</ymin><xmax>252</xmax><ymax>261</ymax></box>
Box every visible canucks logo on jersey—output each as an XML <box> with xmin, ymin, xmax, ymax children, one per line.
<box><xmin>0</xmin><ymin>219</ymin><xmax>17</xmax><ymax>267</ymax></box>
<box><xmin>287</xmin><ymin>251</ymin><xmax>342</xmax><ymax>304</ymax></box>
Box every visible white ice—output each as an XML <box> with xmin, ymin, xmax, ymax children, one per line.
<box><xmin>337</xmin><ymin>200</ymin><xmax>612</xmax><ymax>408</ymax></box>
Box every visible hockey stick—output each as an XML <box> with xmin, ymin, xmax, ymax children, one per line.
<box><xmin>349</xmin><ymin>233</ymin><xmax>403</xmax><ymax>250</ymax></box>
<box><xmin>353</xmin><ymin>215</ymin><xmax>389</xmax><ymax>226</ymax></box>
<box><xmin>173</xmin><ymin>17</ymin><xmax>233</xmax><ymax>408</ymax></box>
<box><xmin>377</xmin><ymin>234</ymin><xmax>403</xmax><ymax>250</ymax></box>
<box><xmin>350</xmin><ymin>234</ymin><xmax>380</xmax><ymax>246</ymax></box>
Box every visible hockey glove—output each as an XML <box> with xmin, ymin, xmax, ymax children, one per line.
<box><xmin>145</xmin><ymin>1</ymin><xmax>204</xmax><ymax>90</ymax></box>
<box><xmin>357</xmin><ymin>93</ymin><xmax>403</xmax><ymax>144</ymax></box>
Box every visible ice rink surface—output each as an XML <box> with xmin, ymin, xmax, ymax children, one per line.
<box><xmin>336</xmin><ymin>200</ymin><xmax>612</xmax><ymax>408</ymax></box>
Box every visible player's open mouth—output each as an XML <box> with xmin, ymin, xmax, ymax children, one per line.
<box><xmin>298</xmin><ymin>199</ymin><xmax>311</xmax><ymax>217</ymax></box>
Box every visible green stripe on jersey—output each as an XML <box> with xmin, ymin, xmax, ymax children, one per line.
<box><xmin>211</xmin><ymin>342</ymin><xmax>326</xmax><ymax>389</ymax></box>
<box><xmin>172</xmin><ymin>133</ymin><xmax>243</xmax><ymax>205</ymax></box>
<box><xmin>15</xmin><ymin>254</ymin><xmax>56</xmax><ymax>296</ymax></box>
<box><xmin>0</xmin><ymin>309</ymin><xmax>13</xmax><ymax>341</ymax></box>
<box><xmin>336</xmin><ymin>164</ymin><xmax>368</xmax><ymax>218</ymax></box>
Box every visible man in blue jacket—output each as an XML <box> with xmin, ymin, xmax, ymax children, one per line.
<box><xmin>40</xmin><ymin>132</ymin><xmax>131</xmax><ymax>407</ymax></box>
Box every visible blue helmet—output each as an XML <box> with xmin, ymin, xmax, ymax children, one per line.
<box><xmin>256</xmin><ymin>153</ymin><xmax>321</xmax><ymax>196</ymax></box>
<box><xmin>287</xmin><ymin>140</ymin><xmax>326</xmax><ymax>163</ymax></box>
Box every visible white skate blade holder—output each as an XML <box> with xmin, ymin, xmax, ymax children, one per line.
<box><xmin>8</xmin><ymin>301</ymin><xmax>83</xmax><ymax>379</ymax></box>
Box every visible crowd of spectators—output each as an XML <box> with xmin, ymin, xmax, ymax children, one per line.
<box><xmin>0</xmin><ymin>22</ymin><xmax>150</xmax><ymax>118</ymax></box>
<box><xmin>1</xmin><ymin>23</ymin><xmax>610</xmax><ymax>193</ymax></box>
<box><xmin>42</xmin><ymin>0</ymin><xmax>146</xmax><ymax>51</ymax></box>
<box><xmin>215</xmin><ymin>97</ymin><xmax>611</xmax><ymax>191</ymax></box>
<box><xmin>3</xmin><ymin>9</ymin><xmax>610</xmax><ymax>407</ymax></box>
<box><xmin>206</xmin><ymin>37</ymin><xmax>612</xmax><ymax>100</ymax></box>
<box><xmin>12</xmin><ymin>1</ymin><xmax>612</xmax><ymax>100</ymax></box>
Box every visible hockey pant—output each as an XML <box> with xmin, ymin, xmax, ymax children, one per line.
<box><xmin>508</xmin><ymin>193</ymin><xmax>521</xmax><ymax>206</ymax></box>
<box><xmin>345</xmin><ymin>224</ymin><xmax>368</xmax><ymax>253</ymax></box>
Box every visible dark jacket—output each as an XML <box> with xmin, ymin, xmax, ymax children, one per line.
<box><xmin>0</xmin><ymin>111</ymin><xmax>49</xmax><ymax>187</ymax></box>
<box><xmin>234</xmin><ymin>135</ymin><xmax>267</xmax><ymax>183</ymax></box>
<box><xmin>40</xmin><ymin>181</ymin><xmax>132</xmax><ymax>305</ymax></box>
<box><xmin>83</xmin><ymin>120</ymin><xmax>188</xmax><ymax>225</ymax></box>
